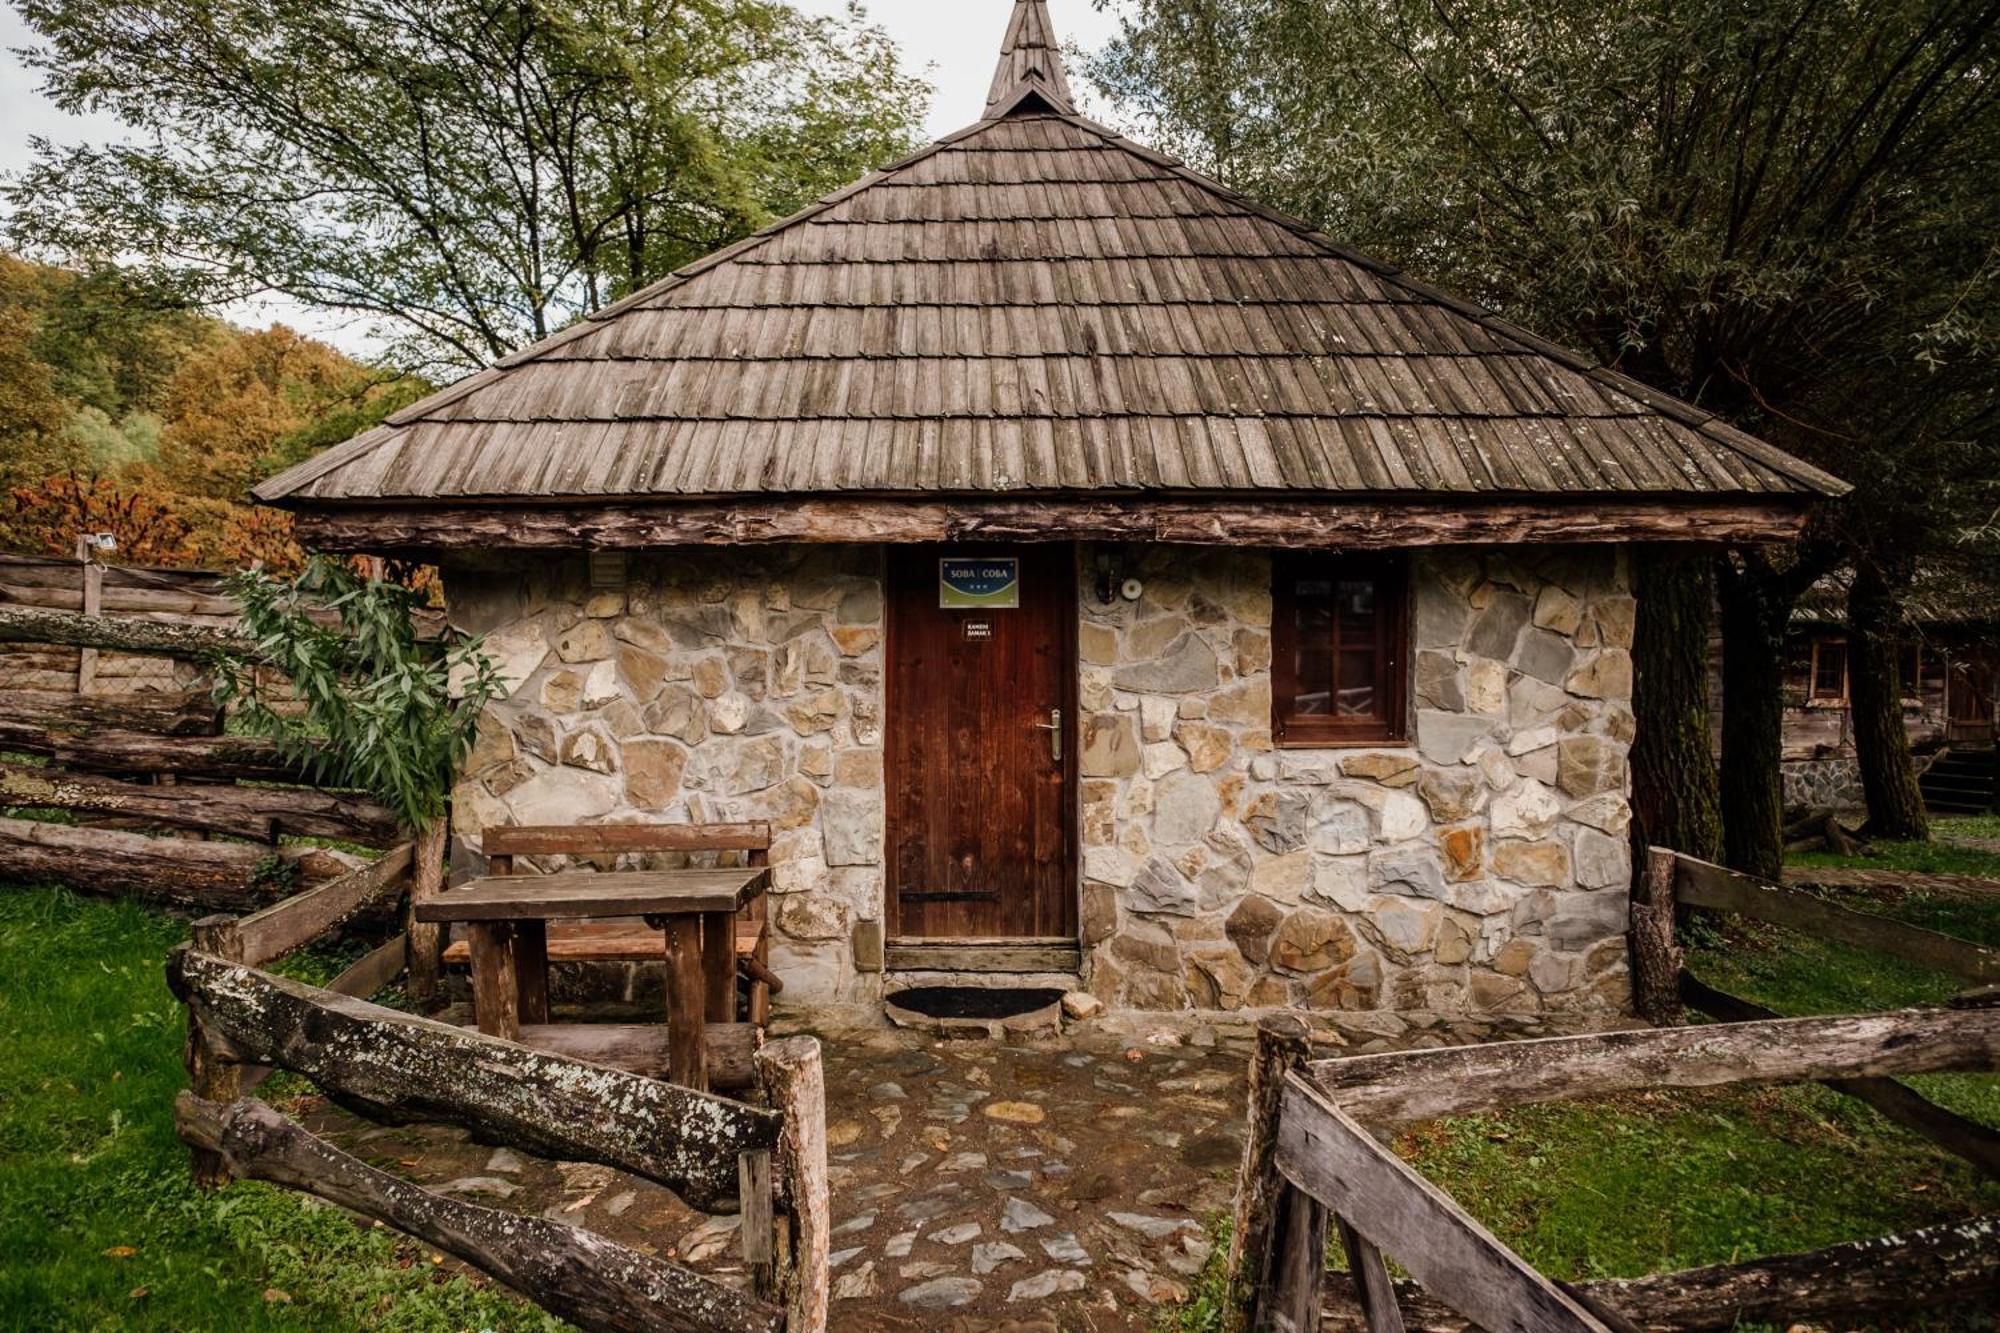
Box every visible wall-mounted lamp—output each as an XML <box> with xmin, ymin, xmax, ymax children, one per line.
<box><xmin>1094</xmin><ymin>549</ymin><xmax>1144</xmax><ymax>605</ymax></box>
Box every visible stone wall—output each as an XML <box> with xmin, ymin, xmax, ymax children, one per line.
<box><xmin>1779</xmin><ymin>751</ymin><xmax>1939</xmax><ymax>813</ymax></box>
<box><xmin>444</xmin><ymin>548</ymin><xmax>885</xmax><ymax>1004</ymax></box>
<box><xmin>1075</xmin><ymin>545</ymin><xmax>1634</xmax><ymax>1016</ymax></box>
<box><xmin>443</xmin><ymin>542</ymin><xmax>1637</xmax><ymax>1019</ymax></box>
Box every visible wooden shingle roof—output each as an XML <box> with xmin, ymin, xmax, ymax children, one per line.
<box><xmin>257</xmin><ymin>1</ymin><xmax>1846</xmax><ymax>512</ymax></box>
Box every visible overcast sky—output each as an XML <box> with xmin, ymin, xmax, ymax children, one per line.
<box><xmin>0</xmin><ymin>0</ymin><xmax>1124</xmax><ymax>356</ymax></box>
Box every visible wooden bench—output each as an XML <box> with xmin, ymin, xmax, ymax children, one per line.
<box><xmin>442</xmin><ymin>821</ymin><xmax>782</xmax><ymax>1025</ymax></box>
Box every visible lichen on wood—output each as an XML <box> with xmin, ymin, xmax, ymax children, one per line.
<box><xmin>167</xmin><ymin>947</ymin><xmax>778</xmax><ymax>1210</ymax></box>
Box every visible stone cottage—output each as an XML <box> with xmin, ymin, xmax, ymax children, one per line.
<box><xmin>255</xmin><ymin>1</ymin><xmax>1846</xmax><ymax>1018</ymax></box>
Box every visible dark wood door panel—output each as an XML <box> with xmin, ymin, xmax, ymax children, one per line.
<box><xmin>885</xmin><ymin>544</ymin><xmax>1076</xmax><ymax>941</ymax></box>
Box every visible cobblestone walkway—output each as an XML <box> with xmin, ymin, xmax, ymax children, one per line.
<box><xmin>298</xmin><ymin>1008</ymin><xmax>1603</xmax><ymax>1329</ymax></box>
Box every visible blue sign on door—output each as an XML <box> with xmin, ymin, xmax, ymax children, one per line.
<box><xmin>939</xmin><ymin>558</ymin><xmax>1020</xmax><ymax>609</ymax></box>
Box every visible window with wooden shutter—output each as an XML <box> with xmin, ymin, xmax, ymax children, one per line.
<box><xmin>1271</xmin><ymin>553</ymin><xmax>1409</xmax><ymax>746</ymax></box>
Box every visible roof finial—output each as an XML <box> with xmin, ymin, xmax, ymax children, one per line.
<box><xmin>985</xmin><ymin>0</ymin><xmax>1074</xmax><ymax>115</ymax></box>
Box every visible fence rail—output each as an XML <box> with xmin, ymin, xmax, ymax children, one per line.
<box><xmin>1226</xmin><ymin>842</ymin><xmax>2000</xmax><ymax>1333</ymax></box>
<box><xmin>167</xmin><ymin>841</ymin><xmax>830</xmax><ymax>1332</ymax></box>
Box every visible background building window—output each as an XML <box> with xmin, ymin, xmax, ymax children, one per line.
<box><xmin>1272</xmin><ymin>553</ymin><xmax>1408</xmax><ymax>746</ymax></box>
<box><xmin>1810</xmin><ymin>639</ymin><xmax>1848</xmax><ymax>701</ymax></box>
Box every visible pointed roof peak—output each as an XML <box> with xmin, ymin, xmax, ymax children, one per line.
<box><xmin>985</xmin><ymin>0</ymin><xmax>1074</xmax><ymax>115</ymax></box>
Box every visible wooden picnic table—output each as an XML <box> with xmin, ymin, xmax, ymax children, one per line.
<box><xmin>418</xmin><ymin>866</ymin><xmax>770</xmax><ymax>1091</ymax></box>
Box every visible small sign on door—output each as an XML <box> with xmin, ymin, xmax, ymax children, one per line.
<box><xmin>940</xmin><ymin>558</ymin><xmax>1019</xmax><ymax>609</ymax></box>
<box><xmin>962</xmin><ymin>619</ymin><xmax>993</xmax><ymax>641</ymax></box>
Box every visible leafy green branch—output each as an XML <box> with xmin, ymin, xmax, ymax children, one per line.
<box><xmin>213</xmin><ymin>556</ymin><xmax>503</xmax><ymax>832</ymax></box>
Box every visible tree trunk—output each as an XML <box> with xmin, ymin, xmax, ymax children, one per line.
<box><xmin>1630</xmin><ymin>550</ymin><xmax>1722</xmax><ymax>861</ymax></box>
<box><xmin>1715</xmin><ymin>561</ymin><xmax>1794</xmax><ymax>881</ymax></box>
<box><xmin>1848</xmin><ymin>563</ymin><xmax>1929</xmax><ymax>841</ymax></box>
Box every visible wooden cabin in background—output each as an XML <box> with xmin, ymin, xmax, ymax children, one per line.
<box><xmin>1767</xmin><ymin>569</ymin><xmax>1999</xmax><ymax>815</ymax></box>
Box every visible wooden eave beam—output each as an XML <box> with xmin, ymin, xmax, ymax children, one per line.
<box><xmin>283</xmin><ymin>495</ymin><xmax>1814</xmax><ymax>554</ymax></box>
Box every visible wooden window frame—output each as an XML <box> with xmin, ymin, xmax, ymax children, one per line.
<box><xmin>1271</xmin><ymin>552</ymin><xmax>1410</xmax><ymax>748</ymax></box>
<box><xmin>1808</xmin><ymin>637</ymin><xmax>1849</xmax><ymax>704</ymax></box>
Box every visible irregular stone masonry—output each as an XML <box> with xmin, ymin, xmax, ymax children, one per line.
<box><xmin>445</xmin><ymin>547</ymin><xmax>887</xmax><ymax>1004</ymax></box>
<box><xmin>1077</xmin><ymin>546</ymin><xmax>1634</xmax><ymax>1017</ymax></box>
<box><xmin>444</xmin><ymin>543</ymin><xmax>1636</xmax><ymax>1016</ymax></box>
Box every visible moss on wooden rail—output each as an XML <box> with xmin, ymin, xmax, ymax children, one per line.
<box><xmin>167</xmin><ymin>948</ymin><xmax>778</xmax><ymax>1210</ymax></box>
<box><xmin>176</xmin><ymin>1095</ymin><xmax>783</xmax><ymax>1333</ymax></box>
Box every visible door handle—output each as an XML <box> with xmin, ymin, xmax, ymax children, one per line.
<box><xmin>1033</xmin><ymin>708</ymin><xmax>1062</xmax><ymax>763</ymax></box>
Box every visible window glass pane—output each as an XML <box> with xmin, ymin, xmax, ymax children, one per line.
<box><xmin>1814</xmin><ymin>643</ymin><xmax>1847</xmax><ymax>698</ymax></box>
<box><xmin>1336</xmin><ymin>578</ymin><xmax>1376</xmax><ymax>637</ymax></box>
<box><xmin>1293</xmin><ymin>577</ymin><xmax>1333</xmax><ymax>715</ymax></box>
<box><xmin>1337</xmin><ymin>648</ymin><xmax>1377</xmax><ymax>716</ymax></box>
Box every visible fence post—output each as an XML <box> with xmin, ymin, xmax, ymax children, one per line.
<box><xmin>1629</xmin><ymin>847</ymin><xmax>1686</xmax><ymax>1026</ymax></box>
<box><xmin>406</xmin><ymin>819</ymin><xmax>448</xmax><ymax>1002</ymax></box>
<box><xmin>185</xmin><ymin>914</ymin><xmax>243</xmax><ymax>1189</ymax></box>
<box><xmin>74</xmin><ymin>535</ymin><xmax>101</xmax><ymax>696</ymax></box>
<box><xmin>1225</xmin><ymin>1012</ymin><xmax>1314</xmax><ymax>1333</ymax></box>
<box><xmin>755</xmin><ymin>1036</ymin><xmax>828</xmax><ymax>1333</ymax></box>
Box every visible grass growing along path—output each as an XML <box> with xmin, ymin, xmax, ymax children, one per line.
<box><xmin>0</xmin><ymin>883</ymin><xmax>557</xmax><ymax>1332</ymax></box>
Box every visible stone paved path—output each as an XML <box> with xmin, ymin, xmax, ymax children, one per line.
<box><xmin>294</xmin><ymin>1007</ymin><xmax>1598</xmax><ymax>1329</ymax></box>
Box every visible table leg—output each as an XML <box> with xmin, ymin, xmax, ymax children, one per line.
<box><xmin>514</xmin><ymin>919</ymin><xmax>550</xmax><ymax>1025</ymax></box>
<box><xmin>702</xmin><ymin>911</ymin><xmax>736</xmax><ymax>1023</ymax></box>
<box><xmin>467</xmin><ymin>922</ymin><xmax>521</xmax><ymax>1041</ymax></box>
<box><xmin>664</xmin><ymin>916</ymin><xmax>708</xmax><ymax>1092</ymax></box>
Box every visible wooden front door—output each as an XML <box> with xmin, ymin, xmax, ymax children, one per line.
<box><xmin>885</xmin><ymin>544</ymin><xmax>1076</xmax><ymax>941</ymax></box>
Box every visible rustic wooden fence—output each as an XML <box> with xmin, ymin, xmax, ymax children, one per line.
<box><xmin>1632</xmin><ymin>845</ymin><xmax>2000</xmax><ymax>1177</ymax></box>
<box><xmin>1225</xmin><ymin>846</ymin><xmax>2000</xmax><ymax>1332</ymax></box>
<box><xmin>169</xmin><ymin>841</ymin><xmax>830</xmax><ymax>1333</ymax></box>
<box><xmin>0</xmin><ymin>553</ymin><xmax>432</xmax><ymax>916</ymax></box>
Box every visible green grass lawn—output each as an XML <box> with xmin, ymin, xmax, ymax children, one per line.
<box><xmin>1378</xmin><ymin>842</ymin><xmax>2000</xmax><ymax>1323</ymax></box>
<box><xmin>0</xmin><ymin>883</ymin><xmax>558</xmax><ymax>1332</ymax></box>
<box><xmin>1791</xmin><ymin>814</ymin><xmax>2000</xmax><ymax>879</ymax></box>
<box><xmin>1173</xmin><ymin>831</ymin><xmax>2000</xmax><ymax>1331</ymax></box>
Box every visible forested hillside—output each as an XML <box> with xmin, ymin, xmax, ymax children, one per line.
<box><xmin>0</xmin><ymin>254</ymin><xmax>422</xmax><ymax>569</ymax></box>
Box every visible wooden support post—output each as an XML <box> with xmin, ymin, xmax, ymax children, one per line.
<box><xmin>75</xmin><ymin>536</ymin><xmax>101</xmax><ymax>696</ymax></box>
<box><xmin>514</xmin><ymin>919</ymin><xmax>550</xmax><ymax>1025</ymax></box>
<box><xmin>747</xmin><ymin>842</ymin><xmax>771</xmax><ymax>1026</ymax></box>
<box><xmin>702</xmin><ymin>911</ymin><xmax>735</xmax><ymax>1022</ymax></box>
<box><xmin>1629</xmin><ymin>846</ymin><xmax>1685</xmax><ymax>1026</ymax></box>
<box><xmin>1335</xmin><ymin>1217</ymin><xmax>1406</xmax><ymax>1333</ymax></box>
<box><xmin>406</xmin><ymin>819</ymin><xmax>448</xmax><ymax>1003</ymax></box>
<box><xmin>184</xmin><ymin>916</ymin><xmax>243</xmax><ymax>1189</ymax></box>
<box><xmin>467</xmin><ymin>922</ymin><xmax>521</xmax><ymax>1040</ymax></box>
<box><xmin>1225</xmin><ymin>1011</ymin><xmax>1313</xmax><ymax>1333</ymax></box>
<box><xmin>756</xmin><ymin>1037</ymin><xmax>828</xmax><ymax>1333</ymax></box>
<box><xmin>665</xmin><ymin>916</ymin><xmax>708</xmax><ymax>1091</ymax></box>
<box><xmin>1260</xmin><ymin>1177</ymin><xmax>1330</xmax><ymax>1333</ymax></box>
<box><xmin>740</xmin><ymin>1148</ymin><xmax>776</xmax><ymax>1301</ymax></box>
